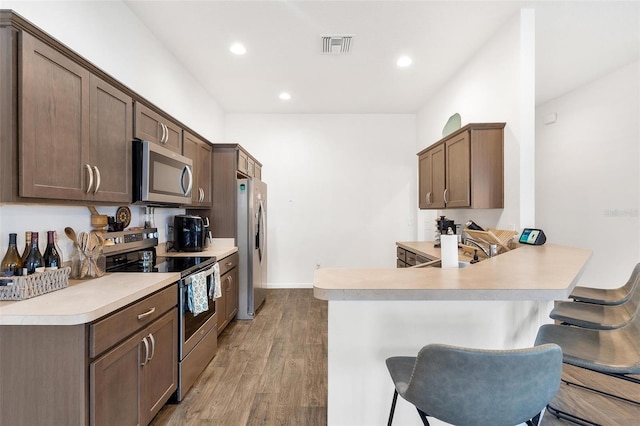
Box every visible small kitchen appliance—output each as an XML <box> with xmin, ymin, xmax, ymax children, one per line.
<box><xmin>174</xmin><ymin>215</ymin><xmax>205</xmax><ymax>252</ymax></box>
<box><xmin>434</xmin><ymin>215</ymin><xmax>455</xmax><ymax>247</ymax></box>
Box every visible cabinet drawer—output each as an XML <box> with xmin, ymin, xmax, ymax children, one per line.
<box><xmin>416</xmin><ymin>255</ymin><xmax>432</xmax><ymax>264</ymax></box>
<box><xmin>218</xmin><ymin>252</ymin><xmax>239</xmax><ymax>276</ymax></box>
<box><xmin>90</xmin><ymin>285</ymin><xmax>177</xmax><ymax>358</ymax></box>
<box><xmin>405</xmin><ymin>251</ymin><xmax>417</xmax><ymax>266</ymax></box>
<box><xmin>396</xmin><ymin>259</ymin><xmax>407</xmax><ymax>268</ymax></box>
<box><xmin>396</xmin><ymin>247</ymin><xmax>406</xmax><ymax>262</ymax></box>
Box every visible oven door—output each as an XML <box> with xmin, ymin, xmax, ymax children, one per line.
<box><xmin>180</xmin><ymin>265</ymin><xmax>217</xmax><ymax>359</ymax></box>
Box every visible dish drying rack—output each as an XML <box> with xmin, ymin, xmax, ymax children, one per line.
<box><xmin>460</xmin><ymin>228</ymin><xmax>518</xmax><ymax>258</ymax></box>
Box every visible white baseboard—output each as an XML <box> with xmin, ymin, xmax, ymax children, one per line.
<box><xmin>265</xmin><ymin>282</ymin><xmax>313</xmax><ymax>289</ymax></box>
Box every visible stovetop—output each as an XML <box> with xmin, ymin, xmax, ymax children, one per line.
<box><xmin>108</xmin><ymin>256</ymin><xmax>214</xmax><ymax>275</ymax></box>
<box><xmin>103</xmin><ymin>228</ymin><xmax>216</xmax><ymax>278</ymax></box>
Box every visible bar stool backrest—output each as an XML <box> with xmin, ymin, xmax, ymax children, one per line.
<box><xmin>403</xmin><ymin>343</ymin><xmax>563</xmax><ymax>426</ymax></box>
<box><xmin>619</xmin><ymin>264</ymin><xmax>640</xmax><ymax>316</ymax></box>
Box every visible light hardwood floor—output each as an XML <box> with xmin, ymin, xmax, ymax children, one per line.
<box><xmin>151</xmin><ymin>289</ymin><xmax>327</xmax><ymax>426</ymax></box>
<box><xmin>152</xmin><ymin>289</ymin><xmax>638</xmax><ymax>425</ymax></box>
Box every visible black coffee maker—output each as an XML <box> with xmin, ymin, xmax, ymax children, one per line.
<box><xmin>434</xmin><ymin>215</ymin><xmax>455</xmax><ymax>247</ymax></box>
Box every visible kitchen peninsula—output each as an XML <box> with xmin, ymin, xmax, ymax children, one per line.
<box><xmin>314</xmin><ymin>243</ymin><xmax>592</xmax><ymax>426</ymax></box>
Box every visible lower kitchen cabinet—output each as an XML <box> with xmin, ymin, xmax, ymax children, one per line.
<box><xmin>91</xmin><ymin>308</ymin><xmax>178</xmax><ymax>426</ymax></box>
<box><xmin>217</xmin><ymin>252</ymin><xmax>239</xmax><ymax>334</ymax></box>
<box><xmin>0</xmin><ymin>284</ymin><xmax>177</xmax><ymax>426</ymax></box>
<box><xmin>396</xmin><ymin>246</ymin><xmax>435</xmax><ymax>268</ymax></box>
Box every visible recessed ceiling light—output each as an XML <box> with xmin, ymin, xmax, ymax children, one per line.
<box><xmin>229</xmin><ymin>42</ymin><xmax>246</xmax><ymax>55</ymax></box>
<box><xmin>396</xmin><ymin>56</ymin><xmax>412</xmax><ymax>68</ymax></box>
<box><xmin>279</xmin><ymin>92</ymin><xmax>292</xmax><ymax>101</ymax></box>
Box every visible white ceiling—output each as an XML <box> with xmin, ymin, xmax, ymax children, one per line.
<box><xmin>124</xmin><ymin>1</ymin><xmax>640</xmax><ymax>114</ymax></box>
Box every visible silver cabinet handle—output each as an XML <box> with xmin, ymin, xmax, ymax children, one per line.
<box><xmin>200</xmin><ymin>188</ymin><xmax>205</xmax><ymax>202</ymax></box>
<box><xmin>225</xmin><ymin>261</ymin><xmax>233</xmax><ymax>267</ymax></box>
<box><xmin>147</xmin><ymin>333</ymin><xmax>155</xmax><ymax>361</ymax></box>
<box><xmin>443</xmin><ymin>189</ymin><xmax>448</xmax><ymax>204</ymax></box>
<box><xmin>181</xmin><ymin>165</ymin><xmax>193</xmax><ymax>196</ymax></box>
<box><xmin>162</xmin><ymin>123</ymin><xmax>168</xmax><ymax>144</ymax></box>
<box><xmin>85</xmin><ymin>164</ymin><xmax>94</xmax><ymax>194</ymax></box>
<box><xmin>92</xmin><ymin>166</ymin><xmax>101</xmax><ymax>194</ymax></box>
<box><xmin>140</xmin><ymin>336</ymin><xmax>150</xmax><ymax>366</ymax></box>
<box><xmin>137</xmin><ymin>306</ymin><xmax>156</xmax><ymax>320</ymax></box>
<box><xmin>426</xmin><ymin>192</ymin><xmax>431</xmax><ymax>205</ymax></box>
<box><xmin>161</xmin><ymin>122</ymin><xmax>167</xmax><ymax>144</ymax></box>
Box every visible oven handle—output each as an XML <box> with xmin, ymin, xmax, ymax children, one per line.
<box><xmin>183</xmin><ymin>264</ymin><xmax>216</xmax><ymax>286</ymax></box>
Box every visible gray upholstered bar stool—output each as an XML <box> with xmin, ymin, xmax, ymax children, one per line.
<box><xmin>550</xmin><ymin>270</ymin><xmax>640</xmax><ymax>329</ymax></box>
<box><xmin>535</xmin><ymin>318</ymin><xmax>640</xmax><ymax>424</ymax></box>
<box><xmin>385</xmin><ymin>343</ymin><xmax>563</xmax><ymax>426</ymax></box>
<box><xmin>568</xmin><ymin>263</ymin><xmax>640</xmax><ymax>305</ymax></box>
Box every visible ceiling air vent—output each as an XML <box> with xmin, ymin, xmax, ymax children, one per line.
<box><xmin>321</xmin><ymin>35</ymin><xmax>353</xmax><ymax>54</ymax></box>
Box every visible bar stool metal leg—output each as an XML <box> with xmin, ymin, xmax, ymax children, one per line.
<box><xmin>387</xmin><ymin>390</ymin><xmax>398</xmax><ymax>426</ymax></box>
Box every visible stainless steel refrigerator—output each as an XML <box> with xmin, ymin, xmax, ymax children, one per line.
<box><xmin>237</xmin><ymin>178</ymin><xmax>267</xmax><ymax>319</ymax></box>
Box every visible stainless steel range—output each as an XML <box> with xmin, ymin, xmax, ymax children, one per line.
<box><xmin>104</xmin><ymin>228</ymin><xmax>218</xmax><ymax>401</ymax></box>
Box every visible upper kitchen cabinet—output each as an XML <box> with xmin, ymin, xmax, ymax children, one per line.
<box><xmin>235</xmin><ymin>146</ymin><xmax>262</xmax><ymax>179</ymax></box>
<box><xmin>19</xmin><ymin>31</ymin><xmax>132</xmax><ymax>203</ymax></box>
<box><xmin>134</xmin><ymin>102</ymin><xmax>182</xmax><ymax>154</ymax></box>
<box><xmin>182</xmin><ymin>130</ymin><xmax>212</xmax><ymax>207</ymax></box>
<box><xmin>418</xmin><ymin>123</ymin><xmax>505</xmax><ymax>209</ymax></box>
<box><xmin>188</xmin><ymin>144</ymin><xmax>262</xmax><ymax>238</ymax></box>
<box><xmin>0</xmin><ymin>12</ymin><xmax>133</xmax><ymax>203</ymax></box>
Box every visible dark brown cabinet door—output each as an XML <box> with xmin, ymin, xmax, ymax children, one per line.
<box><xmin>445</xmin><ymin>132</ymin><xmax>471</xmax><ymax>208</ymax></box>
<box><xmin>141</xmin><ymin>309</ymin><xmax>178</xmax><ymax>426</ymax></box>
<box><xmin>134</xmin><ymin>102</ymin><xmax>182</xmax><ymax>154</ymax></box>
<box><xmin>216</xmin><ymin>278</ymin><xmax>228</xmax><ymax>334</ymax></box>
<box><xmin>183</xmin><ymin>131</ymin><xmax>212</xmax><ymax>207</ymax></box>
<box><xmin>197</xmin><ymin>142</ymin><xmax>212</xmax><ymax>206</ymax></box>
<box><xmin>89</xmin><ymin>75</ymin><xmax>132</xmax><ymax>203</ymax></box>
<box><xmin>20</xmin><ymin>31</ymin><xmax>90</xmax><ymax>200</ymax></box>
<box><xmin>90</xmin><ymin>329</ymin><xmax>143</xmax><ymax>426</ymax></box>
<box><xmin>418</xmin><ymin>144</ymin><xmax>445</xmax><ymax>209</ymax></box>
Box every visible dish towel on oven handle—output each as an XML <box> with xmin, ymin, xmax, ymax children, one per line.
<box><xmin>209</xmin><ymin>263</ymin><xmax>222</xmax><ymax>299</ymax></box>
<box><xmin>187</xmin><ymin>270</ymin><xmax>208</xmax><ymax>316</ymax></box>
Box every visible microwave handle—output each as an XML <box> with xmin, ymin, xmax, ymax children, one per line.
<box><xmin>181</xmin><ymin>165</ymin><xmax>193</xmax><ymax>196</ymax></box>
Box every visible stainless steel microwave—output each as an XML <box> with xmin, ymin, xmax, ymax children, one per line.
<box><xmin>133</xmin><ymin>140</ymin><xmax>193</xmax><ymax>205</ymax></box>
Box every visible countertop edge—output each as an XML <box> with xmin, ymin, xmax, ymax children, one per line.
<box><xmin>314</xmin><ymin>243</ymin><xmax>592</xmax><ymax>301</ymax></box>
<box><xmin>0</xmin><ymin>273</ymin><xmax>180</xmax><ymax>326</ymax></box>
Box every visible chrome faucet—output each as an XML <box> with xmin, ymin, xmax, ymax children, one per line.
<box><xmin>465</xmin><ymin>238</ymin><xmax>490</xmax><ymax>258</ymax></box>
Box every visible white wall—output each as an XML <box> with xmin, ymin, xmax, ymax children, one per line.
<box><xmin>536</xmin><ymin>60</ymin><xmax>640</xmax><ymax>287</ymax></box>
<box><xmin>224</xmin><ymin>114</ymin><xmax>416</xmax><ymax>286</ymax></box>
<box><xmin>415</xmin><ymin>10</ymin><xmax>535</xmax><ymax>239</ymax></box>
<box><xmin>0</xmin><ymin>1</ymin><xmax>224</xmax><ymax>259</ymax></box>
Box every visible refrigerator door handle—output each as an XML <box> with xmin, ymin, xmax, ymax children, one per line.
<box><xmin>255</xmin><ymin>199</ymin><xmax>265</xmax><ymax>262</ymax></box>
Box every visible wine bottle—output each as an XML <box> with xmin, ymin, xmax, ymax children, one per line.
<box><xmin>53</xmin><ymin>230</ymin><xmax>64</xmax><ymax>265</ymax></box>
<box><xmin>1</xmin><ymin>233</ymin><xmax>24</xmax><ymax>276</ymax></box>
<box><xmin>43</xmin><ymin>231</ymin><xmax>62</xmax><ymax>270</ymax></box>
<box><xmin>21</xmin><ymin>231</ymin><xmax>32</xmax><ymax>263</ymax></box>
<box><xmin>24</xmin><ymin>232</ymin><xmax>44</xmax><ymax>274</ymax></box>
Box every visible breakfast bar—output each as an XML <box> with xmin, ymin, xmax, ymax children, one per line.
<box><xmin>313</xmin><ymin>243</ymin><xmax>592</xmax><ymax>426</ymax></box>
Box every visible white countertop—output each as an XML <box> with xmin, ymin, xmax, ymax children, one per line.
<box><xmin>314</xmin><ymin>243</ymin><xmax>592</xmax><ymax>301</ymax></box>
<box><xmin>156</xmin><ymin>238</ymin><xmax>238</xmax><ymax>260</ymax></box>
<box><xmin>0</xmin><ymin>272</ymin><xmax>180</xmax><ymax>326</ymax></box>
<box><xmin>0</xmin><ymin>239</ymin><xmax>239</xmax><ymax>326</ymax></box>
